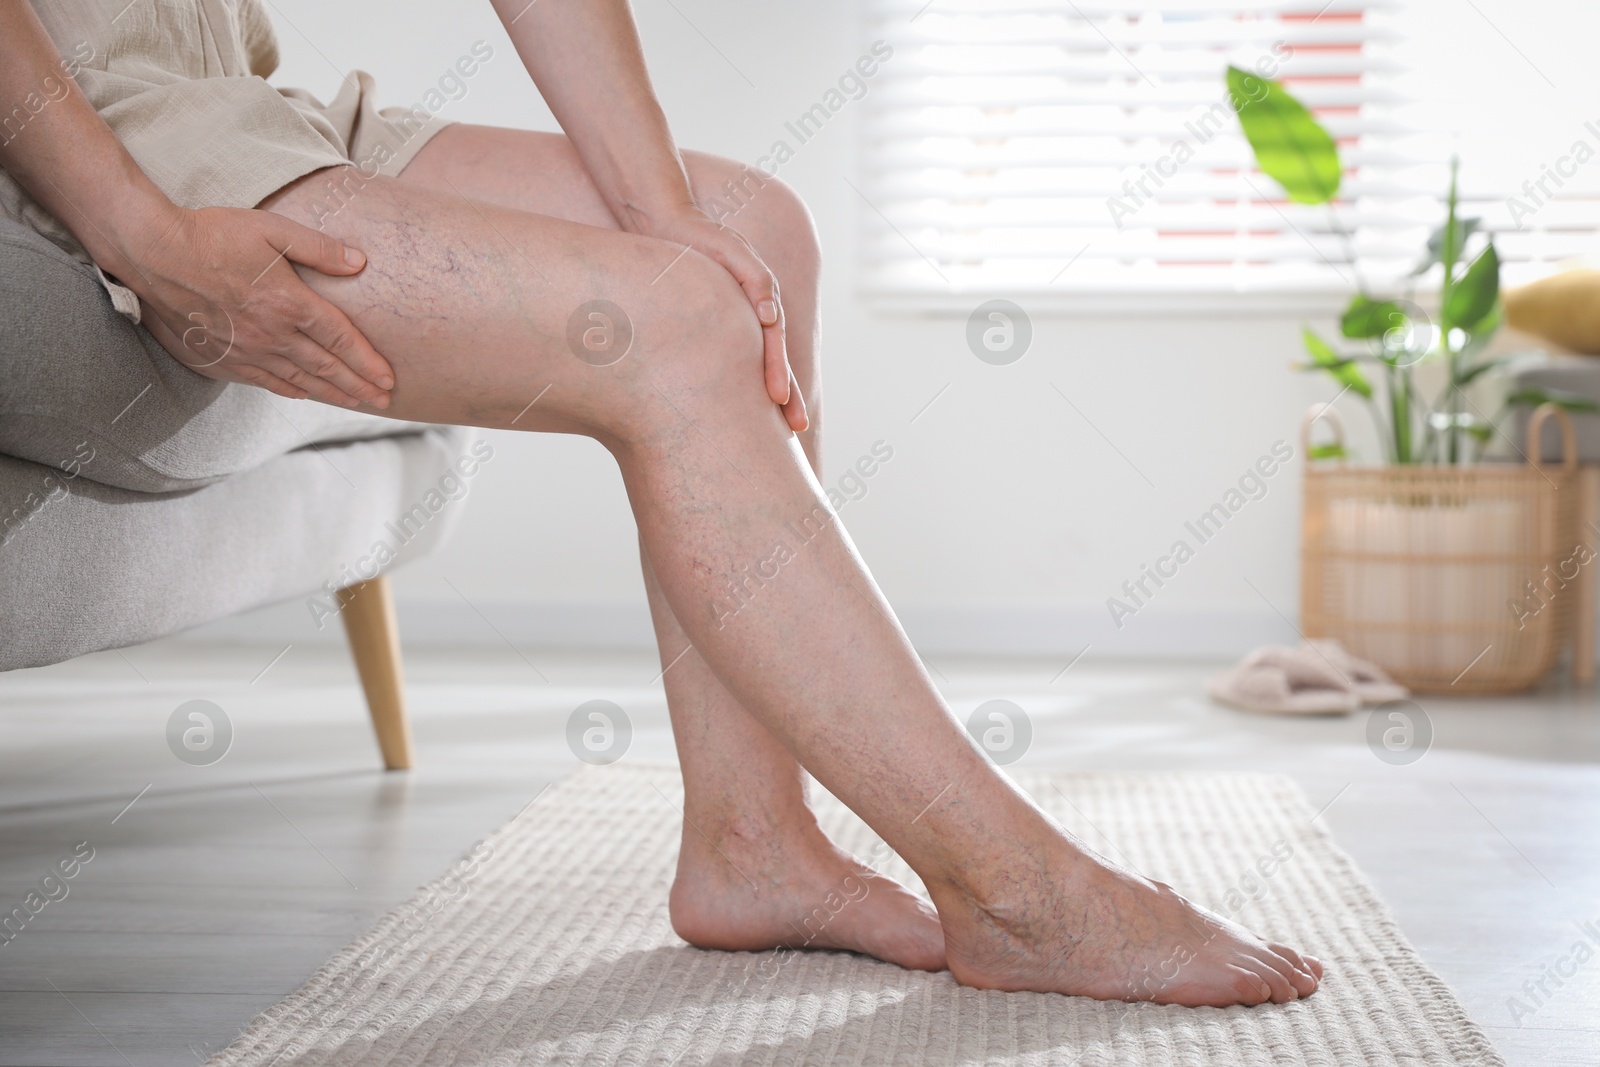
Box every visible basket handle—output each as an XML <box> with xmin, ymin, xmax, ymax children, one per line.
<box><xmin>1526</xmin><ymin>402</ymin><xmax>1577</xmax><ymax>471</ymax></box>
<box><xmin>1301</xmin><ymin>403</ymin><xmax>1346</xmax><ymax>463</ymax></box>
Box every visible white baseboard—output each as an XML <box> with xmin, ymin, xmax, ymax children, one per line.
<box><xmin>179</xmin><ymin>596</ymin><xmax>1300</xmax><ymax>660</ymax></box>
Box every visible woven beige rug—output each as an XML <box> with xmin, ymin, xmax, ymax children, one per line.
<box><xmin>208</xmin><ymin>765</ymin><xmax>1503</xmax><ymax>1066</ymax></box>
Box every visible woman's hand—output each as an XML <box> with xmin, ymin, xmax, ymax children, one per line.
<box><xmin>125</xmin><ymin>205</ymin><xmax>394</xmax><ymax>408</ymax></box>
<box><xmin>0</xmin><ymin>3</ymin><xmax>388</xmax><ymax>409</ymax></box>
<box><xmin>640</xmin><ymin>209</ymin><xmax>808</xmax><ymax>433</ymax></box>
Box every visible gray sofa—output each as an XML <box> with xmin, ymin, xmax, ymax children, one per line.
<box><xmin>1510</xmin><ymin>356</ymin><xmax>1600</xmax><ymax>463</ymax></box>
<box><xmin>0</xmin><ymin>213</ymin><xmax>471</xmax><ymax>768</ymax></box>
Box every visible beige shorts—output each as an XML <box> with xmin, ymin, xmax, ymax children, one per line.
<box><xmin>0</xmin><ymin>0</ymin><xmax>452</xmax><ymax>323</ymax></box>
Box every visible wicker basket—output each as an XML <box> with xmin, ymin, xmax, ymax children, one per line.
<box><xmin>1300</xmin><ymin>403</ymin><xmax>1582</xmax><ymax>694</ymax></box>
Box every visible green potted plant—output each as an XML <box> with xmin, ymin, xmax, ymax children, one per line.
<box><xmin>1227</xmin><ymin>67</ymin><xmax>1587</xmax><ymax>692</ymax></box>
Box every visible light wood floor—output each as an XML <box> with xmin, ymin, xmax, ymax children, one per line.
<box><xmin>1</xmin><ymin>642</ymin><xmax>1595</xmax><ymax>1065</ymax></box>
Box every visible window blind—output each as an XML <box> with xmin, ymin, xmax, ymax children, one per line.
<box><xmin>859</xmin><ymin>0</ymin><xmax>1600</xmax><ymax>307</ymax></box>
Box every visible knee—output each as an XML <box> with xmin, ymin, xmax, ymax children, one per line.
<box><xmin>747</xmin><ymin>176</ymin><xmax>821</xmax><ymax>281</ymax></box>
<box><xmin>672</xmin><ymin>248</ymin><xmax>766</xmax><ymax>373</ymax></box>
<box><xmin>691</xmin><ymin>154</ymin><xmax>820</xmax><ymax>283</ymax></box>
<box><xmin>607</xmin><ymin>250</ymin><xmax>771</xmax><ymax>449</ymax></box>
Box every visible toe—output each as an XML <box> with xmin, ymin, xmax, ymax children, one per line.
<box><xmin>1228</xmin><ymin>965</ymin><xmax>1274</xmax><ymax>1006</ymax></box>
<box><xmin>1268</xmin><ymin>942</ymin><xmax>1320</xmax><ymax>994</ymax></box>
<box><xmin>1241</xmin><ymin>955</ymin><xmax>1299</xmax><ymax>1004</ymax></box>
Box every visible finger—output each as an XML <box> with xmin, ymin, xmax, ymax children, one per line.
<box><xmin>710</xmin><ymin>234</ymin><xmax>779</xmax><ymax>329</ymax></box>
<box><xmin>230</xmin><ymin>363</ymin><xmax>310</xmax><ymax>401</ymax></box>
<box><xmin>696</xmin><ymin>236</ymin><xmax>791</xmax><ymax>406</ymax></box>
<box><xmin>762</xmin><ymin>313</ymin><xmax>791</xmax><ymax>408</ymax></box>
<box><xmin>746</xmin><ymin>262</ymin><xmax>788</xmax><ymax>406</ymax></box>
<box><xmin>782</xmin><ymin>368</ymin><xmax>808</xmax><ymax>433</ymax></box>
<box><xmin>256</xmin><ymin>349</ymin><xmax>367</xmax><ymax>409</ymax></box>
<box><xmin>269</xmin><ymin>213</ymin><xmax>370</xmax><ymax>277</ymax></box>
<box><xmin>294</xmin><ymin>292</ymin><xmax>394</xmax><ymax>400</ymax></box>
<box><xmin>1267</xmin><ymin>943</ymin><xmax>1321</xmax><ymax>993</ymax></box>
<box><xmin>289</xmin><ymin>320</ymin><xmax>392</xmax><ymax>409</ymax></box>
<box><xmin>259</xmin><ymin>217</ymin><xmax>394</xmax><ymax>394</ymax></box>
<box><xmin>251</xmin><ymin>241</ymin><xmax>395</xmax><ymax>394</ymax></box>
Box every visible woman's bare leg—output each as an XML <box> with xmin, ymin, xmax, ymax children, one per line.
<box><xmin>241</xmin><ymin>163</ymin><xmax>1319</xmax><ymax>1006</ymax></box>
<box><xmin>388</xmin><ymin>126</ymin><xmax>942</xmax><ymax>967</ymax></box>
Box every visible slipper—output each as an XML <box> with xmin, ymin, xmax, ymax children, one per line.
<box><xmin>1300</xmin><ymin>638</ymin><xmax>1409</xmax><ymax>705</ymax></box>
<box><xmin>1207</xmin><ymin>646</ymin><xmax>1359</xmax><ymax>715</ymax></box>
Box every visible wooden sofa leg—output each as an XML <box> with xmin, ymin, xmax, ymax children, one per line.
<box><xmin>338</xmin><ymin>576</ymin><xmax>415</xmax><ymax>770</ymax></box>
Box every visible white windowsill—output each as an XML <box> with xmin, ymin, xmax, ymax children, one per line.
<box><xmin>859</xmin><ymin>288</ymin><xmax>1361</xmax><ymax>319</ymax></box>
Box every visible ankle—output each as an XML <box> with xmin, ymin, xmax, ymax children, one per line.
<box><xmin>678</xmin><ymin>803</ymin><xmax>825</xmax><ymax>868</ymax></box>
<box><xmin>925</xmin><ymin>866</ymin><xmax>1030</xmax><ymax>930</ymax></box>
<box><xmin>923</xmin><ymin>820</ymin><xmax>1087</xmax><ymax>918</ymax></box>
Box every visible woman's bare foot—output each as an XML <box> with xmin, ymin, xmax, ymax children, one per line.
<box><xmin>669</xmin><ymin>813</ymin><xmax>947</xmax><ymax>972</ymax></box>
<box><xmin>932</xmin><ymin>834</ymin><xmax>1323</xmax><ymax>1007</ymax></box>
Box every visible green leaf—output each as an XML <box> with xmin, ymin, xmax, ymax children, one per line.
<box><xmin>1308</xmin><ymin>443</ymin><xmax>1348</xmax><ymax>460</ymax></box>
<box><xmin>1468</xmin><ymin>300</ymin><xmax>1503</xmax><ymax>342</ymax></box>
<box><xmin>1456</xmin><ymin>356</ymin><xmax>1511</xmax><ymax>386</ymax></box>
<box><xmin>1412</xmin><ymin>216</ymin><xmax>1482</xmax><ymax>276</ymax></box>
<box><xmin>1443</xmin><ymin>243</ymin><xmax>1500</xmax><ymax>332</ymax></box>
<box><xmin>1303</xmin><ymin>327</ymin><xmax>1373</xmax><ymax>398</ymax></box>
<box><xmin>1340</xmin><ymin>295</ymin><xmax>1404</xmax><ymax>340</ymax></box>
<box><xmin>1293</xmin><ymin>357</ymin><xmax>1384</xmax><ymax>371</ymax></box>
<box><xmin>1228</xmin><ymin>66</ymin><xmax>1341</xmax><ymax>204</ymax></box>
<box><xmin>1505</xmin><ymin>387</ymin><xmax>1600</xmax><ymax>414</ymax></box>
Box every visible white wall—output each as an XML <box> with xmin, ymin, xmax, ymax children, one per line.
<box><xmin>221</xmin><ymin>0</ymin><xmax>1593</xmax><ymax>659</ymax></box>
